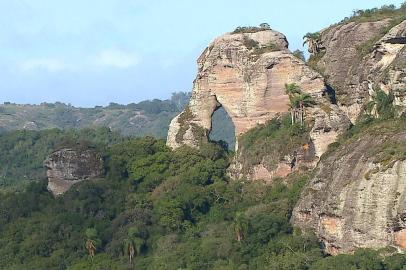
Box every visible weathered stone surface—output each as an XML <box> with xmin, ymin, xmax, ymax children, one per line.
<box><xmin>292</xmin><ymin>130</ymin><xmax>406</xmax><ymax>254</ymax></box>
<box><xmin>315</xmin><ymin>19</ymin><xmax>406</xmax><ymax>122</ymax></box>
<box><xmin>371</xmin><ymin>20</ymin><xmax>406</xmax><ymax>116</ymax></box>
<box><xmin>167</xmin><ymin>29</ymin><xmax>350</xmax><ymax>180</ymax></box>
<box><xmin>44</xmin><ymin>148</ymin><xmax>103</xmax><ymax>196</ymax></box>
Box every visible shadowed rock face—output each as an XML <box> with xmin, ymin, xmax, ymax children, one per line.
<box><xmin>315</xmin><ymin>19</ymin><xmax>406</xmax><ymax>122</ymax></box>
<box><xmin>44</xmin><ymin>148</ymin><xmax>103</xmax><ymax>196</ymax></box>
<box><xmin>292</xmin><ymin>129</ymin><xmax>406</xmax><ymax>254</ymax></box>
<box><xmin>167</xmin><ymin>29</ymin><xmax>350</xmax><ymax>181</ymax></box>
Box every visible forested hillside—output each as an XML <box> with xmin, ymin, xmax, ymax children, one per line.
<box><xmin>0</xmin><ymin>92</ymin><xmax>190</xmax><ymax>139</ymax></box>
<box><xmin>0</xmin><ymin>2</ymin><xmax>405</xmax><ymax>269</ymax></box>
<box><xmin>1</xmin><ymin>117</ymin><xmax>406</xmax><ymax>269</ymax></box>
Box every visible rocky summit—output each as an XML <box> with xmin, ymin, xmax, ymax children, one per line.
<box><xmin>167</xmin><ymin>28</ymin><xmax>350</xmax><ymax>181</ymax></box>
<box><xmin>167</xmin><ymin>14</ymin><xmax>406</xmax><ymax>254</ymax></box>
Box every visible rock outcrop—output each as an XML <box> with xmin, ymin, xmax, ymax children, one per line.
<box><xmin>167</xmin><ymin>28</ymin><xmax>350</xmax><ymax>180</ymax></box>
<box><xmin>314</xmin><ymin>19</ymin><xmax>406</xmax><ymax>122</ymax></box>
<box><xmin>44</xmin><ymin>148</ymin><xmax>103</xmax><ymax>196</ymax></box>
<box><xmin>292</xmin><ymin>125</ymin><xmax>406</xmax><ymax>254</ymax></box>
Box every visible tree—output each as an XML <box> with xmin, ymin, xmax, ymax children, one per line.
<box><xmin>285</xmin><ymin>83</ymin><xmax>302</xmax><ymax>95</ymax></box>
<box><xmin>366</xmin><ymin>89</ymin><xmax>395</xmax><ymax>119</ymax></box>
<box><xmin>259</xmin><ymin>23</ymin><xmax>271</xmax><ymax>29</ymax></box>
<box><xmin>303</xmin><ymin>32</ymin><xmax>323</xmax><ymax>54</ymax></box>
<box><xmin>234</xmin><ymin>212</ymin><xmax>248</xmax><ymax>242</ymax></box>
<box><xmin>285</xmin><ymin>84</ymin><xmax>315</xmax><ymax>109</ymax></box>
<box><xmin>123</xmin><ymin>230</ymin><xmax>145</xmax><ymax>264</ymax></box>
<box><xmin>85</xmin><ymin>228</ymin><xmax>100</xmax><ymax>260</ymax></box>
<box><xmin>293</xmin><ymin>50</ymin><xmax>305</xmax><ymax>61</ymax></box>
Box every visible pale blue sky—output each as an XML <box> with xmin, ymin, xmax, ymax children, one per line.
<box><xmin>0</xmin><ymin>0</ymin><xmax>404</xmax><ymax>107</ymax></box>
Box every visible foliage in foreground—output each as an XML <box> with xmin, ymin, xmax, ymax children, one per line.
<box><xmin>0</xmin><ymin>118</ymin><xmax>405</xmax><ymax>269</ymax></box>
<box><xmin>0</xmin><ymin>89</ymin><xmax>406</xmax><ymax>269</ymax></box>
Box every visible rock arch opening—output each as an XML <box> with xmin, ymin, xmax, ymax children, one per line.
<box><xmin>208</xmin><ymin>105</ymin><xmax>236</xmax><ymax>151</ymax></box>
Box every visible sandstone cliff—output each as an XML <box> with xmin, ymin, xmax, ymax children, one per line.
<box><xmin>44</xmin><ymin>148</ymin><xmax>103</xmax><ymax>196</ymax></box>
<box><xmin>313</xmin><ymin>18</ymin><xmax>406</xmax><ymax>122</ymax></box>
<box><xmin>167</xmin><ymin>28</ymin><xmax>350</xmax><ymax>181</ymax></box>
<box><xmin>292</xmin><ymin>121</ymin><xmax>406</xmax><ymax>254</ymax></box>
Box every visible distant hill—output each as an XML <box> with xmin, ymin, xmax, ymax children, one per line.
<box><xmin>0</xmin><ymin>92</ymin><xmax>190</xmax><ymax>139</ymax></box>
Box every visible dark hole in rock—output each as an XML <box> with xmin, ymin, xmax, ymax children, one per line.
<box><xmin>209</xmin><ymin>106</ymin><xmax>236</xmax><ymax>151</ymax></box>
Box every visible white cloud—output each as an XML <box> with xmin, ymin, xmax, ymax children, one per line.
<box><xmin>19</xmin><ymin>58</ymin><xmax>66</xmax><ymax>72</ymax></box>
<box><xmin>93</xmin><ymin>49</ymin><xmax>139</xmax><ymax>69</ymax></box>
<box><xmin>15</xmin><ymin>49</ymin><xmax>139</xmax><ymax>73</ymax></box>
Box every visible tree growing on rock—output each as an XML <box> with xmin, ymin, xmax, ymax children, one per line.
<box><xmin>260</xmin><ymin>23</ymin><xmax>271</xmax><ymax>29</ymax></box>
<box><xmin>303</xmin><ymin>32</ymin><xmax>324</xmax><ymax>54</ymax></box>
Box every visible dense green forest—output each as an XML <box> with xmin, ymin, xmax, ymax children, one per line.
<box><xmin>0</xmin><ymin>97</ymin><xmax>235</xmax><ymax>190</ymax></box>
<box><xmin>0</xmin><ymin>3</ymin><xmax>405</xmax><ymax>268</ymax></box>
<box><xmin>0</xmin><ymin>113</ymin><xmax>405</xmax><ymax>269</ymax></box>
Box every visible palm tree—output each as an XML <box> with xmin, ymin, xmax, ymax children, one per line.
<box><xmin>85</xmin><ymin>228</ymin><xmax>98</xmax><ymax>260</ymax></box>
<box><xmin>124</xmin><ymin>226</ymin><xmax>146</xmax><ymax>264</ymax></box>
<box><xmin>285</xmin><ymin>83</ymin><xmax>302</xmax><ymax>95</ymax></box>
<box><xmin>285</xmin><ymin>84</ymin><xmax>315</xmax><ymax>109</ymax></box>
<box><xmin>85</xmin><ymin>239</ymin><xmax>96</xmax><ymax>260</ymax></box>
<box><xmin>124</xmin><ymin>239</ymin><xmax>136</xmax><ymax>263</ymax></box>
<box><xmin>233</xmin><ymin>212</ymin><xmax>248</xmax><ymax>242</ymax></box>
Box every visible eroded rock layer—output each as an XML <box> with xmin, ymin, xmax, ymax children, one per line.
<box><xmin>315</xmin><ymin>19</ymin><xmax>406</xmax><ymax>122</ymax></box>
<box><xmin>292</xmin><ymin>128</ymin><xmax>406</xmax><ymax>254</ymax></box>
<box><xmin>44</xmin><ymin>148</ymin><xmax>103</xmax><ymax>196</ymax></box>
<box><xmin>167</xmin><ymin>29</ymin><xmax>350</xmax><ymax>181</ymax></box>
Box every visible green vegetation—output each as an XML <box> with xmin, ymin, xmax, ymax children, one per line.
<box><xmin>285</xmin><ymin>83</ymin><xmax>316</xmax><ymax>109</ymax></box>
<box><xmin>175</xmin><ymin>106</ymin><xmax>198</xmax><ymax>144</ymax></box>
<box><xmin>307</xmin><ymin>50</ymin><xmax>326</xmax><ymax>74</ymax></box>
<box><xmin>1</xmin><ymin>133</ymin><xmax>406</xmax><ymax>269</ymax></box>
<box><xmin>238</xmin><ymin>114</ymin><xmax>310</xmax><ymax>173</ymax></box>
<box><xmin>356</xmin><ymin>15</ymin><xmax>406</xmax><ymax>58</ymax></box>
<box><xmin>2</xmin><ymin>4</ymin><xmax>406</xmax><ymax>269</ymax></box>
<box><xmin>232</xmin><ymin>23</ymin><xmax>271</xmax><ymax>34</ymax></box>
<box><xmin>243</xmin><ymin>36</ymin><xmax>259</xmax><ymax>50</ymax></box>
<box><xmin>293</xmin><ymin>50</ymin><xmax>305</xmax><ymax>61</ymax></box>
<box><xmin>0</xmin><ymin>114</ymin><xmax>406</xmax><ymax>268</ymax></box>
<box><xmin>243</xmin><ymin>35</ymin><xmax>280</xmax><ymax>57</ymax></box>
<box><xmin>366</xmin><ymin>89</ymin><xmax>396</xmax><ymax>119</ymax></box>
<box><xmin>323</xmin><ymin>100</ymin><xmax>406</xmax><ymax>161</ymax></box>
<box><xmin>343</xmin><ymin>3</ymin><xmax>406</xmax><ymax>24</ymax></box>
<box><xmin>339</xmin><ymin>3</ymin><xmax>406</xmax><ymax>58</ymax></box>
<box><xmin>0</xmin><ymin>128</ymin><xmax>122</xmax><ymax>191</ymax></box>
<box><xmin>252</xmin><ymin>42</ymin><xmax>280</xmax><ymax>56</ymax></box>
<box><xmin>0</xmin><ymin>92</ymin><xmax>190</xmax><ymax>139</ymax></box>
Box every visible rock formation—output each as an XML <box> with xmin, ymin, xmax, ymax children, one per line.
<box><xmin>313</xmin><ymin>19</ymin><xmax>406</xmax><ymax>122</ymax></box>
<box><xmin>292</xmin><ymin>126</ymin><xmax>406</xmax><ymax>254</ymax></box>
<box><xmin>167</xmin><ymin>28</ymin><xmax>350</xmax><ymax>181</ymax></box>
<box><xmin>44</xmin><ymin>148</ymin><xmax>103</xmax><ymax>196</ymax></box>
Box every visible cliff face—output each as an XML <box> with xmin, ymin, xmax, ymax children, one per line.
<box><xmin>292</xmin><ymin>123</ymin><xmax>406</xmax><ymax>254</ymax></box>
<box><xmin>44</xmin><ymin>148</ymin><xmax>103</xmax><ymax>196</ymax></box>
<box><xmin>167</xmin><ymin>29</ymin><xmax>350</xmax><ymax>181</ymax></box>
<box><xmin>315</xmin><ymin>19</ymin><xmax>406</xmax><ymax>122</ymax></box>
<box><xmin>289</xmin><ymin>16</ymin><xmax>406</xmax><ymax>255</ymax></box>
